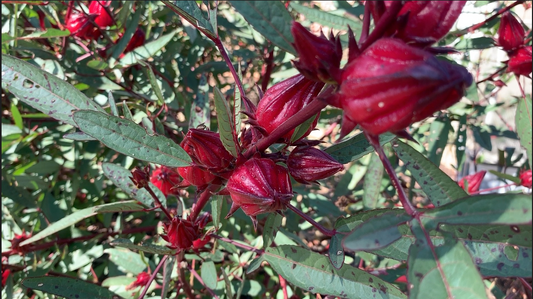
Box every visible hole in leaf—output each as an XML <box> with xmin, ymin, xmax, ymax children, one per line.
<box><xmin>23</xmin><ymin>79</ymin><xmax>34</xmax><ymax>88</ymax></box>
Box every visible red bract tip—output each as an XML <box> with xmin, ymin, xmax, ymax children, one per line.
<box><xmin>519</xmin><ymin>169</ymin><xmax>532</xmax><ymax>189</ymax></box>
<box><xmin>226</xmin><ymin>158</ymin><xmax>293</xmax><ymax>218</ymax></box>
<box><xmin>255</xmin><ymin>74</ymin><xmax>324</xmax><ymax>141</ymax></box>
<box><xmin>498</xmin><ymin>12</ymin><xmax>526</xmax><ymax>52</ymax></box>
<box><xmin>458</xmin><ymin>171</ymin><xmax>486</xmax><ymax>194</ymax></box>
<box><xmin>291</xmin><ymin>21</ymin><xmax>343</xmax><ymax>84</ymax></box>
<box><xmin>507</xmin><ymin>46</ymin><xmax>532</xmax><ymax>77</ymax></box>
<box><xmin>287</xmin><ymin>146</ymin><xmax>344</xmax><ymax>184</ymax></box>
<box><xmin>125</xmin><ymin>271</ymin><xmax>151</xmax><ymax>290</ymax></box>
<box><xmin>337</xmin><ymin>38</ymin><xmax>472</xmax><ymax>136</ymax></box>
<box><xmin>150</xmin><ymin>166</ymin><xmax>180</xmax><ymax>196</ymax></box>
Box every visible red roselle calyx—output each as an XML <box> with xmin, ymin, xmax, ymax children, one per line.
<box><xmin>181</xmin><ymin>129</ymin><xmax>234</xmax><ymax>172</ymax></box>
<box><xmin>66</xmin><ymin>13</ymin><xmax>95</xmax><ymax>40</ymax></box>
<box><xmin>123</xmin><ymin>28</ymin><xmax>145</xmax><ymax>54</ymax></box>
<box><xmin>291</xmin><ymin>22</ymin><xmax>342</xmax><ymax>84</ymax></box>
<box><xmin>458</xmin><ymin>170</ymin><xmax>486</xmax><ymax>194</ymax></box>
<box><xmin>177</xmin><ymin>166</ymin><xmax>215</xmax><ymax>187</ymax></box>
<box><xmin>334</xmin><ymin>38</ymin><xmax>472</xmax><ymax>136</ymax></box>
<box><xmin>88</xmin><ymin>0</ymin><xmax>114</xmax><ymax>28</ymax></box>
<box><xmin>394</xmin><ymin>1</ymin><xmax>466</xmax><ymax>47</ymax></box>
<box><xmin>519</xmin><ymin>169</ymin><xmax>532</xmax><ymax>189</ymax></box>
<box><xmin>255</xmin><ymin>75</ymin><xmax>325</xmax><ymax>141</ymax></box>
<box><xmin>150</xmin><ymin>166</ymin><xmax>180</xmax><ymax>196</ymax></box>
<box><xmin>507</xmin><ymin>46</ymin><xmax>532</xmax><ymax>77</ymax></box>
<box><xmin>497</xmin><ymin>12</ymin><xmax>526</xmax><ymax>52</ymax></box>
<box><xmin>226</xmin><ymin>158</ymin><xmax>293</xmax><ymax>223</ymax></box>
<box><xmin>287</xmin><ymin>146</ymin><xmax>344</xmax><ymax>184</ymax></box>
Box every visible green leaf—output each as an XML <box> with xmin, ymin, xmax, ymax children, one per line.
<box><xmin>111</xmin><ymin>8</ymin><xmax>142</xmax><ymax>61</ymax></box>
<box><xmin>263</xmin><ymin>213</ymin><xmax>283</xmax><ymax>249</ymax></box>
<box><xmin>516</xmin><ymin>96</ymin><xmax>532</xmax><ymax>169</ymax></box>
<box><xmin>118</xmin><ymin>30</ymin><xmax>178</xmax><ymax>66</ymax></box>
<box><xmin>19</xmin><ymin>28</ymin><xmax>70</xmax><ymax>40</ymax></box>
<box><xmin>110</xmin><ymin>238</ymin><xmax>175</xmax><ymax>255</ymax></box>
<box><xmin>162</xmin><ymin>256</ymin><xmax>175</xmax><ymax>297</ymax></box>
<box><xmin>343</xmin><ymin>211</ymin><xmax>412</xmax><ymax>252</ymax></box>
<box><xmin>2</xmin><ymin>123</ymin><xmax>22</xmax><ymax>136</ymax></box>
<box><xmin>211</xmin><ymin>195</ymin><xmax>224</xmax><ymax>229</ymax></box>
<box><xmin>1</xmin><ymin>178</ymin><xmax>36</xmax><ymax>208</ymax></box>
<box><xmin>201</xmin><ymin>261</ymin><xmax>218</xmax><ymax>290</ymax></box>
<box><xmin>2</xmin><ymin>54</ymin><xmax>102</xmax><ymax>127</ymax></box>
<box><xmin>488</xmin><ymin>170</ymin><xmax>521</xmax><ymax>184</ymax></box>
<box><xmin>454</xmin><ymin>36</ymin><xmax>494</xmax><ymax>50</ymax></box>
<box><xmin>73</xmin><ymin>110</ymin><xmax>191</xmax><ymax>167</ymax></box>
<box><xmin>104</xmin><ymin>248</ymin><xmax>147</xmax><ymax>274</ymax></box>
<box><xmin>214</xmin><ymin>87</ymin><xmax>239</xmax><ymax>157</ymax></box>
<box><xmin>289</xmin><ymin>2</ymin><xmax>361</xmax><ymax>31</ymax></box>
<box><xmin>408</xmin><ymin>221</ymin><xmax>488</xmax><ymax>299</ymax></box>
<box><xmin>455</xmin><ymin>114</ymin><xmax>467</xmax><ymax>172</ymax></box>
<box><xmin>393</xmin><ymin>140</ymin><xmax>467</xmax><ymax>207</ymax></box>
<box><xmin>221</xmin><ymin>267</ymin><xmax>234</xmax><ymax>298</ymax></box>
<box><xmin>421</xmin><ymin>193</ymin><xmax>532</xmax><ymax>230</ymax></box>
<box><xmin>139</xmin><ymin>61</ymin><xmax>165</xmax><ymax>105</ymax></box>
<box><xmin>230</xmin><ymin>1</ymin><xmax>295</xmax><ymax>54</ymax></box>
<box><xmin>20</xmin><ymin>201</ymin><xmax>144</xmax><ymax>246</ymax></box>
<box><xmin>427</xmin><ymin>117</ymin><xmax>451</xmax><ymax>166</ymax></box>
<box><xmin>63</xmin><ymin>132</ymin><xmax>96</xmax><ymax>141</ymax></box>
<box><xmin>264</xmin><ymin>245</ymin><xmax>406</xmax><ymax>299</ymax></box>
<box><xmin>362</xmin><ymin>152</ymin><xmax>383</xmax><ymax>210</ymax></box>
<box><xmin>290</xmin><ymin>115</ymin><xmax>316</xmax><ymax>143</ymax></box>
<box><xmin>189</xmin><ymin>74</ymin><xmax>210</xmax><ymax>129</ymax></box>
<box><xmin>10</xmin><ymin>103</ymin><xmax>23</xmax><ymax>130</ymax></box>
<box><xmin>21</xmin><ymin>277</ymin><xmax>122</xmax><ymax>299</ymax></box>
<box><xmin>247</xmin><ymin>256</ymin><xmax>264</xmax><ymax>274</ymax></box>
<box><xmin>325</xmin><ymin>132</ymin><xmax>395</xmax><ymax>164</ymax></box>
<box><xmin>328</xmin><ymin>234</ymin><xmax>345</xmax><ymax>270</ymax></box>
<box><xmin>161</xmin><ymin>1</ymin><xmax>216</xmax><ymax>39</ymax></box>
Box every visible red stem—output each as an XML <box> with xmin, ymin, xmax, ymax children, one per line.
<box><xmin>138</xmin><ymin>255</ymin><xmax>168</xmax><ymax>299</ymax></box>
<box><xmin>465</xmin><ymin>0</ymin><xmax>525</xmax><ymax>33</ymax></box>
<box><xmin>211</xmin><ymin>235</ymin><xmax>264</xmax><ymax>254</ymax></box>
<box><xmin>261</xmin><ymin>49</ymin><xmax>275</xmax><ymax>92</ymax></box>
<box><xmin>145</xmin><ymin>185</ymin><xmax>173</xmax><ymax>220</ymax></box>
<box><xmin>470</xmin><ymin>183</ymin><xmax>518</xmax><ymax>195</ymax></box>
<box><xmin>212</xmin><ymin>38</ymin><xmax>246</xmax><ymax>107</ymax></box>
<box><xmin>188</xmin><ymin>264</ymin><xmax>220</xmax><ymax>298</ymax></box>
<box><xmin>367</xmin><ymin>134</ymin><xmax>417</xmax><ymax>216</ymax></box>
<box><xmin>188</xmin><ymin>184</ymin><xmax>219</xmax><ymax>222</ymax></box>
<box><xmin>177</xmin><ymin>252</ymin><xmax>195</xmax><ymax>298</ymax></box>
<box><xmin>279</xmin><ymin>274</ymin><xmax>288</xmax><ymax>299</ymax></box>
<box><xmin>287</xmin><ymin>203</ymin><xmax>336</xmax><ymax>237</ymax></box>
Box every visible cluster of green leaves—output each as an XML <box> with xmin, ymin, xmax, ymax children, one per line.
<box><xmin>1</xmin><ymin>1</ymin><xmax>532</xmax><ymax>299</ymax></box>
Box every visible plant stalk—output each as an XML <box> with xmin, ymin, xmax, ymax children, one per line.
<box><xmin>287</xmin><ymin>203</ymin><xmax>336</xmax><ymax>237</ymax></box>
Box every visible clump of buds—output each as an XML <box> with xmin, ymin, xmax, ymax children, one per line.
<box><xmin>161</xmin><ymin>213</ymin><xmax>211</xmax><ymax>252</ymax></box>
<box><xmin>496</xmin><ymin>12</ymin><xmax>531</xmax><ymax>77</ymax></box>
<box><xmin>254</xmin><ymin>75</ymin><xmax>324</xmax><ymax>141</ymax></box>
<box><xmin>458</xmin><ymin>171</ymin><xmax>486</xmax><ymax>194</ymax></box>
<box><xmin>66</xmin><ymin>1</ymin><xmax>113</xmax><ymax>40</ymax></box>
<box><xmin>226</xmin><ymin>158</ymin><xmax>293</xmax><ymax>226</ymax></box>
<box><xmin>150</xmin><ymin>166</ymin><xmax>180</xmax><ymax>196</ymax></box>
<box><xmin>332</xmin><ymin>38</ymin><xmax>472</xmax><ymax>135</ymax></box>
<box><xmin>519</xmin><ymin>169</ymin><xmax>532</xmax><ymax>189</ymax></box>
<box><xmin>287</xmin><ymin>146</ymin><xmax>344</xmax><ymax>184</ymax></box>
<box><xmin>291</xmin><ymin>22</ymin><xmax>342</xmax><ymax>83</ymax></box>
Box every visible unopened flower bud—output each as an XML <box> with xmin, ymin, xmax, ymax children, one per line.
<box><xmin>458</xmin><ymin>171</ymin><xmax>486</xmax><ymax>194</ymax></box>
<box><xmin>177</xmin><ymin>166</ymin><xmax>215</xmax><ymax>187</ymax></box>
<box><xmin>336</xmin><ymin>38</ymin><xmax>472</xmax><ymax>136</ymax></box>
<box><xmin>226</xmin><ymin>158</ymin><xmax>293</xmax><ymax>218</ymax></box>
<box><xmin>255</xmin><ymin>75</ymin><xmax>324</xmax><ymax>141</ymax></box>
<box><xmin>125</xmin><ymin>272</ymin><xmax>151</xmax><ymax>290</ymax></box>
<box><xmin>291</xmin><ymin>22</ymin><xmax>342</xmax><ymax>83</ymax></box>
<box><xmin>498</xmin><ymin>12</ymin><xmax>526</xmax><ymax>52</ymax></box>
<box><xmin>181</xmin><ymin>129</ymin><xmax>234</xmax><ymax>172</ymax></box>
<box><xmin>130</xmin><ymin>166</ymin><xmax>151</xmax><ymax>189</ymax></box>
<box><xmin>519</xmin><ymin>169</ymin><xmax>532</xmax><ymax>189</ymax></box>
<box><xmin>66</xmin><ymin>13</ymin><xmax>95</xmax><ymax>40</ymax></box>
<box><xmin>507</xmin><ymin>46</ymin><xmax>532</xmax><ymax>77</ymax></box>
<box><xmin>150</xmin><ymin>166</ymin><xmax>180</xmax><ymax>196</ymax></box>
<box><xmin>161</xmin><ymin>217</ymin><xmax>199</xmax><ymax>251</ymax></box>
<box><xmin>394</xmin><ymin>1</ymin><xmax>466</xmax><ymax>47</ymax></box>
<box><xmin>287</xmin><ymin>146</ymin><xmax>344</xmax><ymax>184</ymax></box>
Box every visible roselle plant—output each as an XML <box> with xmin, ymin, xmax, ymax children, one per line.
<box><xmin>1</xmin><ymin>1</ymin><xmax>532</xmax><ymax>299</ymax></box>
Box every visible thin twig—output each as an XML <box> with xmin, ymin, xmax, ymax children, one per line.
<box><xmin>188</xmin><ymin>264</ymin><xmax>220</xmax><ymax>299</ymax></box>
<box><xmin>138</xmin><ymin>255</ymin><xmax>168</xmax><ymax>299</ymax></box>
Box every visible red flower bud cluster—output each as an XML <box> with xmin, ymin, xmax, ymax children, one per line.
<box><xmin>519</xmin><ymin>169</ymin><xmax>532</xmax><ymax>189</ymax></box>
<box><xmin>497</xmin><ymin>12</ymin><xmax>532</xmax><ymax>77</ymax></box>
<box><xmin>66</xmin><ymin>1</ymin><xmax>114</xmax><ymax>40</ymax></box>
<box><xmin>334</xmin><ymin>38</ymin><xmax>472</xmax><ymax>135</ymax></box>
<box><xmin>458</xmin><ymin>171</ymin><xmax>486</xmax><ymax>194</ymax></box>
<box><xmin>226</xmin><ymin>158</ymin><xmax>293</xmax><ymax>223</ymax></box>
<box><xmin>161</xmin><ymin>213</ymin><xmax>211</xmax><ymax>252</ymax></box>
<box><xmin>254</xmin><ymin>75</ymin><xmax>324</xmax><ymax>141</ymax></box>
